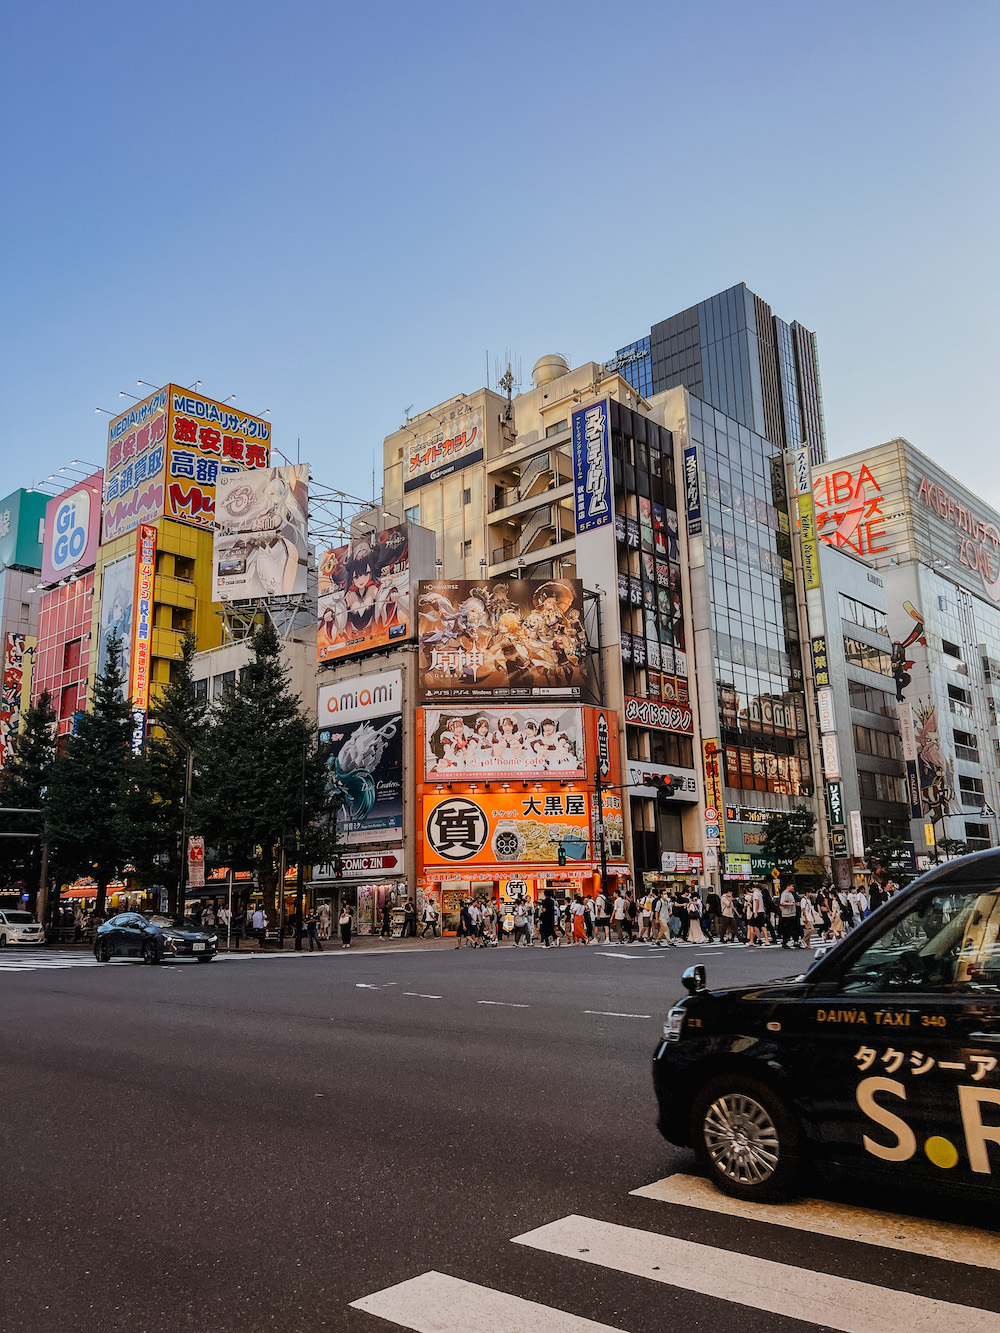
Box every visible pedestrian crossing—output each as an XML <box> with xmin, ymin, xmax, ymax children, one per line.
<box><xmin>0</xmin><ymin>948</ymin><xmax>110</xmax><ymax>972</ymax></box>
<box><xmin>350</xmin><ymin>1172</ymin><xmax>1000</xmax><ymax>1333</ymax></box>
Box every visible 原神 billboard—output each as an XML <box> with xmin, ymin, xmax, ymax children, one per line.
<box><xmin>318</xmin><ymin>524</ymin><xmax>411</xmax><ymax>662</ymax></box>
<box><xmin>417</xmin><ymin>578</ymin><xmax>586</xmax><ymax>701</ymax></box>
<box><xmin>97</xmin><ymin>553</ymin><xmax>135</xmax><ymax>691</ymax></box>
<box><xmin>321</xmin><ymin>712</ymin><xmax>403</xmax><ymax>844</ymax></box>
<box><xmin>423</xmin><ymin>706</ymin><xmax>585</xmax><ymax>781</ymax></box>
<box><xmin>213</xmin><ymin>464</ymin><xmax>309</xmax><ymax>600</ymax></box>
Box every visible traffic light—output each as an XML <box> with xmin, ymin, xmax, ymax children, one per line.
<box><xmin>643</xmin><ymin>773</ymin><xmax>679</xmax><ymax>807</ymax></box>
<box><xmin>557</xmin><ymin>844</ymin><xmax>567</xmax><ymax>866</ymax></box>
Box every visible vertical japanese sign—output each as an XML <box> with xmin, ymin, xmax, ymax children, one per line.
<box><xmin>810</xmin><ymin>635</ymin><xmax>829</xmax><ymax>687</ymax></box>
<box><xmin>797</xmin><ymin>491</ymin><xmax>821</xmax><ymax>590</ymax></box>
<box><xmin>187</xmin><ymin>835</ymin><xmax>206</xmax><ymax>889</ymax></box>
<box><xmin>849</xmin><ymin>809</ymin><xmax>865</xmax><ymax>859</ymax></box>
<box><xmin>572</xmin><ymin>400</ymin><xmax>611</xmax><ymax>533</ymax></box>
<box><xmin>0</xmin><ymin>633</ymin><xmax>29</xmax><ymax>769</ymax></box>
<box><xmin>897</xmin><ymin>700</ymin><xmax>923</xmax><ymax>819</ymax></box>
<box><xmin>683</xmin><ymin>446</ymin><xmax>702</xmax><ymax>536</ymax></box>
<box><xmin>129</xmin><ymin>524</ymin><xmax>157</xmax><ymax>755</ymax></box>
<box><xmin>826</xmin><ymin>780</ymin><xmax>845</xmax><ymax>827</ymax></box>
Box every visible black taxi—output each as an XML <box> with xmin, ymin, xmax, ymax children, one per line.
<box><xmin>653</xmin><ymin>851</ymin><xmax>1000</xmax><ymax>1202</ymax></box>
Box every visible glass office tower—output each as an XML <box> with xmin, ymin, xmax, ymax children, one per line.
<box><xmin>611</xmin><ymin>283</ymin><xmax>828</xmax><ymax>466</ymax></box>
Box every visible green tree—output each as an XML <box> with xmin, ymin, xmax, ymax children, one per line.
<box><xmin>927</xmin><ymin>836</ymin><xmax>970</xmax><ymax>867</ymax></box>
<box><xmin>195</xmin><ymin>620</ymin><xmax>339</xmax><ymax>918</ymax></box>
<box><xmin>145</xmin><ymin>631</ymin><xmax>206</xmax><ymax>911</ymax></box>
<box><xmin>0</xmin><ymin>690</ymin><xmax>57</xmax><ymax>913</ymax></box>
<box><xmin>865</xmin><ymin>834</ymin><xmax>917</xmax><ymax>886</ymax></box>
<box><xmin>761</xmin><ymin>805</ymin><xmax>817</xmax><ymax>884</ymax></box>
<box><xmin>45</xmin><ymin>635</ymin><xmax>148</xmax><ymax>916</ymax></box>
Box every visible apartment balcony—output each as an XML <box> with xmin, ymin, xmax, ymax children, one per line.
<box><xmin>488</xmin><ymin>534</ymin><xmax>577</xmax><ymax>579</ymax></box>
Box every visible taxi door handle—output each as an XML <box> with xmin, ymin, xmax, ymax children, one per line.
<box><xmin>969</xmin><ymin>1031</ymin><xmax>1000</xmax><ymax>1044</ymax></box>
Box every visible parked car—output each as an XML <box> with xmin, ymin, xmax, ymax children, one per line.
<box><xmin>0</xmin><ymin>909</ymin><xmax>45</xmax><ymax>946</ymax></box>
<box><xmin>653</xmin><ymin>850</ymin><xmax>1000</xmax><ymax>1202</ymax></box>
<box><xmin>93</xmin><ymin>913</ymin><xmax>218</xmax><ymax>964</ymax></box>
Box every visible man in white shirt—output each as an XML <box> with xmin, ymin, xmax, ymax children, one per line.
<box><xmin>251</xmin><ymin>906</ymin><xmax>268</xmax><ymax>950</ymax></box>
<box><xmin>778</xmin><ymin>884</ymin><xmax>798</xmax><ymax>948</ymax></box>
<box><xmin>611</xmin><ymin>893</ymin><xmax>626</xmax><ymax>943</ymax></box>
<box><xmin>420</xmin><ymin>899</ymin><xmax>439</xmax><ymax>938</ymax></box>
<box><xmin>749</xmin><ymin>885</ymin><xmax>770</xmax><ymax>947</ymax></box>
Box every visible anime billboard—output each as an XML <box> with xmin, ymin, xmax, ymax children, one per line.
<box><xmin>417</xmin><ymin>578</ymin><xmax>586</xmax><ymax>702</ymax></box>
<box><xmin>213</xmin><ymin>464</ymin><xmax>309</xmax><ymax>600</ymax></box>
<box><xmin>97</xmin><ymin>554</ymin><xmax>135</xmax><ymax>692</ymax></box>
<box><xmin>317</xmin><ymin>524</ymin><xmax>411</xmax><ymax>663</ymax></box>
<box><xmin>322</xmin><ymin>712</ymin><xmax>403</xmax><ymax>844</ymax></box>
<box><xmin>423</xmin><ymin>706</ymin><xmax>585</xmax><ymax>781</ymax></box>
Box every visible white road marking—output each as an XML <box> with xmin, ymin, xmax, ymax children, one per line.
<box><xmin>594</xmin><ymin>952</ymin><xmax>636</xmax><ymax>960</ymax></box>
<box><xmin>583</xmin><ymin>1010</ymin><xmax>651</xmax><ymax>1019</ymax></box>
<box><xmin>350</xmin><ymin>1270</ymin><xmax>620</xmax><ymax>1331</ymax></box>
<box><xmin>355</xmin><ymin>983</ymin><xmax>388</xmax><ymax>990</ymax></box>
<box><xmin>477</xmin><ymin>1000</ymin><xmax>529</xmax><ymax>1008</ymax></box>
<box><xmin>632</xmin><ymin>1173</ymin><xmax>1000</xmax><ymax>1271</ymax></box>
<box><xmin>403</xmin><ymin>992</ymin><xmax>442</xmax><ymax>999</ymax></box>
<box><xmin>512</xmin><ymin>1215</ymin><xmax>999</xmax><ymax>1333</ymax></box>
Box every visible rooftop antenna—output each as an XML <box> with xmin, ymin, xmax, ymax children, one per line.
<box><xmin>499</xmin><ymin>363</ymin><xmax>515</xmax><ymax>422</ymax></box>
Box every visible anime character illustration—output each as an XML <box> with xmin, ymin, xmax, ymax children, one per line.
<box><xmin>425</xmin><ymin>707</ymin><xmax>583</xmax><ymax>778</ymax></box>
<box><xmin>891</xmin><ymin>600</ymin><xmax>927</xmax><ymax>701</ymax></box>
<box><xmin>216</xmin><ymin>465</ymin><xmax>309</xmax><ymax>598</ymax></box>
<box><xmin>417</xmin><ymin>578</ymin><xmax>586</xmax><ymax>699</ymax></box>
<box><xmin>326</xmin><ymin>718</ymin><xmax>399</xmax><ymax>826</ymax></box>
<box><xmin>915</xmin><ymin>699</ymin><xmax>954</xmax><ymax>820</ymax></box>
<box><xmin>318</xmin><ymin>525</ymin><xmax>410</xmax><ymax>661</ymax></box>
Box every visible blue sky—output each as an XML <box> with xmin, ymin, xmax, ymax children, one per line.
<box><xmin>2</xmin><ymin>1</ymin><xmax>997</xmax><ymax>505</ymax></box>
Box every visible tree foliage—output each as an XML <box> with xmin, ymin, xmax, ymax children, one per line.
<box><xmin>761</xmin><ymin>805</ymin><xmax>816</xmax><ymax>879</ymax></box>
<box><xmin>194</xmin><ymin>620</ymin><xmax>339</xmax><ymax>911</ymax></box>
<box><xmin>0</xmin><ymin>690</ymin><xmax>57</xmax><ymax>907</ymax></box>
<box><xmin>864</xmin><ymin>834</ymin><xmax>917</xmax><ymax>886</ymax></box>
<box><xmin>45</xmin><ymin>635</ymin><xmax>152</xmax><ymax>915</ymax></box>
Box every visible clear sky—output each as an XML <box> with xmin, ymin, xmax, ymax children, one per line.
<box><xmin>2</xmin><ymin>1</ymin><xmax>997</xmax><ymax>507</ymax></box>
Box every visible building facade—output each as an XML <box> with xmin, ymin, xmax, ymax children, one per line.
<box><xmin>811</xmin><ymin>438</ymin><xmax>1000</xmax><ymax>864</ymax></box>
<box><xmin>608</xmin><ymin>283</ymin><xmax>828</xmax><ymax>466</ymax></box>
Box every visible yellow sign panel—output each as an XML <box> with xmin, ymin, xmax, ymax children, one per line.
<box><xmin>798</xmin><ymin>492</ymin><xmax>821</xmax><ymax>590</ymax></box>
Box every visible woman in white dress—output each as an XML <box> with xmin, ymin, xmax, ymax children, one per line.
<box><xmin>686</xmin><ymin>888</ymin><xmax>706</xmax><ymax>943</ymax></box>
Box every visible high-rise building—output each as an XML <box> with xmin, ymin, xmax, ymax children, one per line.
<box><xmin>607</xmin><ymin>283</ymin><xmax>828</xmax><ymax>466</ymax></box>
<box><xmin>812</xmin><ymin>439</ymin><xmax>1000</xmax><ymax>866</ymax></box>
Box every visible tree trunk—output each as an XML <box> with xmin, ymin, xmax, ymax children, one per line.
<box><xmin>96</xmin><ymin>875</ymin><xmax>108</xmax><ymax>918</ymax></box>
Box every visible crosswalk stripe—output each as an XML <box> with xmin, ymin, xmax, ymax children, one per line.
<box><xmin>350</xmin><ymin>1270</ymin><xmax>623</xmax><ymax>1331</ymax></box>
<box><xmin>631</xmin><ymin>1174</ymin><xmax>1000</xmax><ymax>1270</ymax></box>
<box><xmin>512</xmin><ymin>1215</ymin><xmax>999</xmax><ymax>1333</ymax></box>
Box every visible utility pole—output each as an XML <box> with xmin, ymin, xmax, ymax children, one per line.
<box><xmin>294</xmin><ymin>743</ymin><xmax>307</xmax><ymax>951</ymax></box>
<box><xmin>176</xmin><ymin>747</ymin><xmax>194</xmax><ymax>916</ymax></box>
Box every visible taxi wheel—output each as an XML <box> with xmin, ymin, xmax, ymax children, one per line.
<box><xmin>691</xmin><ymin>1073</ymin><xmax>801</xmax><ymax>1202</ymax></box>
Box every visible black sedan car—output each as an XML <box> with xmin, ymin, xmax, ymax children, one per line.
<box><xmin>653</xmin><ymin>851</ymin><xmax>1000</xmax><ymax>1202</ymax></box>
<box><xmin>94</xmin><ymin>912</ymin><xmax>218</xmax><ymax>964</ymax></box>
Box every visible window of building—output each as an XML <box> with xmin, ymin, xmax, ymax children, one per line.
<box><xmin>852</xmin><ymin>724</ymin><xmax>903</xmax><ymax>760</ymax></box>
<box><xmin>858</xmin><ymin>769</ymin><xmax>904</xmax><ymax>804</ymax></box>
<box><xmin>62</xmin><ymin>638</ymin><xmax>81</xmax><ymax>672</ymax></box>
<box><xmin>848</xmin><ymin>680</ymin><xmax>894</xmax><ymax>716</ymax></box>
<box><xmin>948</xmin><ymin>684</ymin><xmax>973</xmax><ymax>719</ymax></box>
<box><xmin>545</xmin><ymin>419</ymin><xmax>568</xmax><ymax>438</ymax></box>
<box><xmin>174</xmin><ymin>557</ymin><xmax>195</xmax><ymax>582</ymax></box>
<box><xmin>59</xmin><ymin>684</ymin><xmax>78</xmax><ymax>720</ymax></box>
<box><xmin>193</xmin><ymin>678</ymin><xmax>208</xmax><ymax>704</ymax></box>
<box><xmin>838</xmin><ymin>594</ymin><xmax>887</xmax><ymax>635</ymax></box>
<box><xmin>953</xmin><ymin>728</ymin><xmax>978</xmax><ymax>750</ymax></box>
<box><xmin>941</xmin><ymin>639</ymin><xmax>962</xmax><ymax>659</ymax></box>
<box><xmin>843</xmin><ymin>636</ymin><xmax>893</xmax><ymax>676</ymax></box>
<box><xmin>213</xmin><ymin>670</ymin><xmax>236</xmax><ymax>700</ymax></box>
<box><xmin>463</xmin><ymin>540</ymin><xmax>473</xmax><ymax>558</ymax></box>
<box><xmin>462</xmin><ymin>488</ymin><xmax>472</xmax><ymax>506</ymax></box>
<box><xmin>404</xmin><ymin>505</ymin><xmax>420</xmax><ymax>524</ymax></box>
<box><xmin>965</xmin><ymin>822</ymin><xmax>990</xmax><ymax>851</ymax></box>
<box><xmin>948</xmin><ymin>684</ymin><xmax>970</xmax><ymax>703</ymax></box>
<box><xmin>19</xmin><ymin>603</ymin><xmax>29</xmax><ymax>621</ymax></box>
<box><xmin>959</xmin><ymin>774</ymin><xmax>985</xmax><ymax>804</ymax></box>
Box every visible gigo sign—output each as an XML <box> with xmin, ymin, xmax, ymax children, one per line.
<box><xmin>42</xmin><ymin>475</ymin><xmax>102</xmax><ymax>584</ymax></box>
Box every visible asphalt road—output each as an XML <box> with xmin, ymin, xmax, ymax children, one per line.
<box><xmin>3</xmin><ymin>940</ymin><xmax>999</xmax><ymax>1333</ymax></box>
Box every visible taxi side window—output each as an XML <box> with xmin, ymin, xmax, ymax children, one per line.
<box><xmin>840</xmin><ymin>887</ymin><xmax>1000</xmax><ymax>995</ymax></box>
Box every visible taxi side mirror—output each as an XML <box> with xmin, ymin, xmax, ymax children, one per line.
<box><xmin>681</xmin><ymin>964</ymin><xmax>706</xmax><ymax>994</ymax></box>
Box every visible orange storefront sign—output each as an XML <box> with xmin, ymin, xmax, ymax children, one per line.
<box><xmin>420</xmin><ymin>791</ymin><xmax>593</xmax><ymax>873</ymax></box>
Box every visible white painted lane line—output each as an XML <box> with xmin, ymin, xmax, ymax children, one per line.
<box><xmin>594</xmin><ymin>952</ymin><xmax>636</xmax><ymax>960</ymax></box>
<box><xmin>350</xmin><ymin>1270</ymin><xmax>622</xmax><ymax>1332</ymax></box>
<box><xmin>477</xmin><ymin>1000</ymin><xmax>529</xmax><ymax>1008</ymax></box>
<box><xmin>404</xmin><ymin>993</ymin><xmax>442</xmax><ymax>999</ymax></box>
<box><xmin>632</xmin><ymin>1173</ymin><xmax>1000</xmax><ymax>1271</ymax></box>
<box><xmin>512</xmin><ymin>1215</ymin><xmax>999</xmax><ymax>1333</ymax></box>
<box><xmin>583</xmin><ymin>1011</ymin><xmax>651</xmax><ymax>1019</ymax></box>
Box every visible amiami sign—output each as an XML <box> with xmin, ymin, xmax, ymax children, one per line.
<box><xmin>812</xmin><ymin>465</ymin><xmax>888</xmax><ymax>557</ymax></box>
